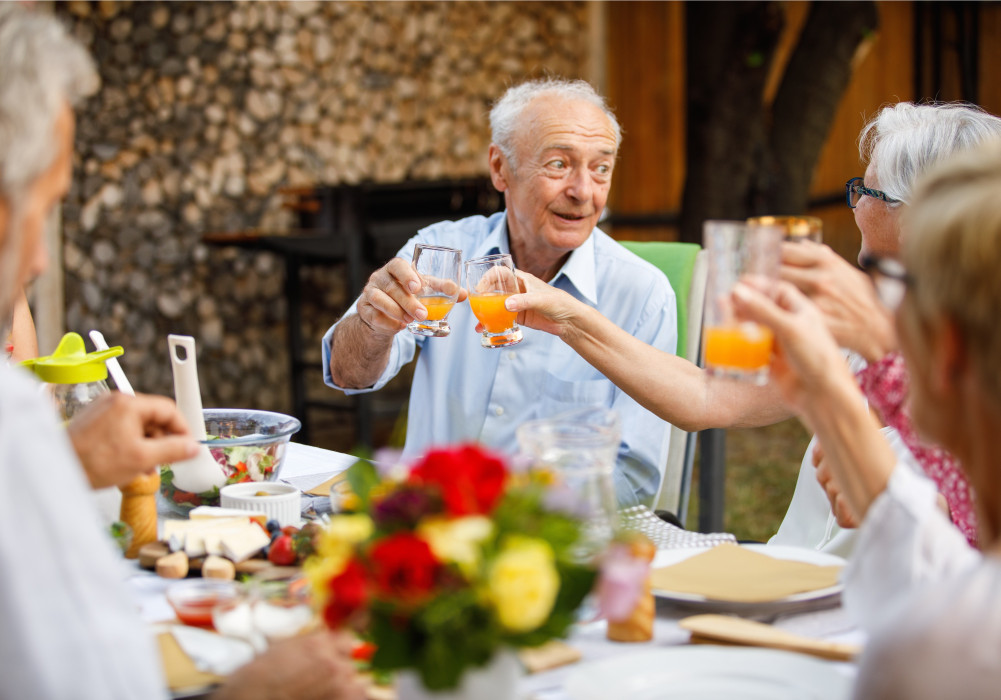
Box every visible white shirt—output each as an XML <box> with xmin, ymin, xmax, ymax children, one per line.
<box><xmin>768</xmin><ymin>353</ymin><xmax>922</xmax><ymax>557</ymax></box>
<box><xmin>849</xmin><ymin>463</ymin><xmax>989</xmax><ymax>699</ymax></box>
<box><xmin>323</xmin><ymin>212</ymin><xmax>678</xmax><ymax>506</ymax></box>
<box><xmin>0</xmin><ymin>365</ymin><xmax>166</xmax><ymax>699</ymax></box>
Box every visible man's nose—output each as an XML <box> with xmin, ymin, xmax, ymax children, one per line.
<box><xmin>565</xmin><ymin>168</ymin><xmax>592</xmax><ymax>202</ymax></box>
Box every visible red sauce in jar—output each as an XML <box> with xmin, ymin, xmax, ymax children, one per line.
<box><xmin>173</xmin><ymin>597</ymin><xmax>222</xmax><ymax>629</ymax></box>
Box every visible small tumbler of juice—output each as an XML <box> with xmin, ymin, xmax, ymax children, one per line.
<box><xmin>408</xmin><ymin>244</ymin><xmax>462</xmax><ymax>337</ymax></box>
<box><xmin>702</xmin><ymin>220</ymin><xmax>783</xmax><ymax>384</ymax></box>
<box><xmin>465</xmin><ymin>254</ymin><xmax>523</xmax><ymax>348</ymax></box>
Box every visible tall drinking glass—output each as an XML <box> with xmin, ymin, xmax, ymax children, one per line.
<box><xmin>517</xmin><ymin>407</ymin><xmax>620</xmax><ymax>564</ymax></box>
<box><xmin>408</xmin><ymin>244</ymin><xmax>462</xmax><ymax>337</ymax></box>
<box><xmin>702</xmin><ymin>220</ymin><xmax>784</xmax><ymax>385</ymax></box>
<box><xmin>465</xmin><ymin>253</ymin><xmax>523</xmax><ymax>348</ymax></box>
<box><xmin>747</xmin><ymin>215</ymin><xmax>823</xmax><ymax>243</ymax></box>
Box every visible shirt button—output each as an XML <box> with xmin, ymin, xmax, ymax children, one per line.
<box><xmin>494</xmin><ymin>406</ymin><xmax>505</xmax><ymax>416</ymax></box>
<box><xmin>507</xmin><ymin>351</ymin><xmax>517</xmax><ymax>360</ymax></box>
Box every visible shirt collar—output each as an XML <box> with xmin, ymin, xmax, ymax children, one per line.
<box><xmin>474</xmin><ymin>214</ymin><xmax>598</xmax><ymax>306</ymax></box>
<box><xmin>550</xmin><ymin>231</ymin><xmax>598</xmax><ymax>306</ymax></box>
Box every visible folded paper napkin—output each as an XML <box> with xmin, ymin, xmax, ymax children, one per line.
<box><xmin>166</xmin><ymin>625</ymin><xmax>255</xmax><ymax>682</ymax></box>
<box><xmin>650</xmin><ymin>543</ymin><xmax>843</xmax><ymax>603</ymax></box>
<box><xmin>304</xmin><ymin>471</ymin><xmax>348</xmax><ymax>497</ymax></box>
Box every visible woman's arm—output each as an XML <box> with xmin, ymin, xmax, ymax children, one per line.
<box><xmin>506</xmin><ymin>273</ymin><xmax>791</xmax><ymax>432</ymax></box>
<box><xmin>8</xmin><ymin>289</ymin><xmax>38</xmax><ymax>362</ymax></box>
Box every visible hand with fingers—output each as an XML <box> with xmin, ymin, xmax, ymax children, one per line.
<box><xmin>779</xmin><ymin>241</ymin><xmax>896</xmax><ymax>363</ymax></box>
<box><xmin>812</xmin><ymin>443</ymin><xmax>860</xmax><ymax>529</ymax></box>
<box><xmin>503</xmin><ymin>269</ymin><xmax>588</xmax><ymax>339</ymax></box>
<box><xmin>67</xmin><ymin>392</ymin><xmax>199</xmax><ymax>490</ymax></box>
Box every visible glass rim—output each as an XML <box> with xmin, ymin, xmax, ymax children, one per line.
<box><xmin>465</xmin><ymin>252</ymin><xmax>514</xmax><ymax>267</ymax></box>
<box><xmin>414</xmin><ymin>244</ymin><xmax>462</xmax><ymax>255</ymax></box>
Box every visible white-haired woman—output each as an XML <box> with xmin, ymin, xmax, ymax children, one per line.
<box><xmin>734</xmin><ymin>143</ymin><xmax>1001</xmax><ymax>698</ymax></box>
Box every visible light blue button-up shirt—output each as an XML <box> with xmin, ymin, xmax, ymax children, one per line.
<box><xmin>322</xmin><ymin>212</ymin><xmax>677</xmax><ymax>506</ymax></box>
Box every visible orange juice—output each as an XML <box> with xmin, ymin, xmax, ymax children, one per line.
<box><xmin>469</xmin><ymin>292</ymin><xmax>516</xmax><ymax>333</ymax></box>
<box><xmin>704</xmin><ymin>324</ymin><xmax>774</xmax><ymax>370</ymax></box>
<box><xmin>418</xmin><ymin>294</ymin><xmax>456</xmax><ymax>321</ymax></box>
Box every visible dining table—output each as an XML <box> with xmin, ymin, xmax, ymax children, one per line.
<box><xmin>131</xmin><ymin>442</ymin><xmax>867</xmax><ymax>700</ymax></box>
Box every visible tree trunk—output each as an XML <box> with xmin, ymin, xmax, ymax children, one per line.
<box><xmin>680</xmin><ymin>1</ymin><xmax>879</xmax><ymax>243</ymax></box>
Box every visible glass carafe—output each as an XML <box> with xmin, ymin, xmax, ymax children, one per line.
<box><xmin>517</xmin><ymin>407</ymin><xmax>621</xmax><ymax>563</ymax></box>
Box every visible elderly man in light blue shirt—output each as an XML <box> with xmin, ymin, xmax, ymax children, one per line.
<box><xmin>323</xmin><ymin>78</ymin><xmax>676</xmax><ymax>506</ymax></box>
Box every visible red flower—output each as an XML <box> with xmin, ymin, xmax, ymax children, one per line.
<box><xmin>369</xmin><ymin>533</ymin><xmax>439</xmax><ymax>602</ymax></box>
<box><xmin>324</xmin><ymin>558</ymin><xmax>368</xmax><ymax>628</ymax></box>
<box><xmin>409</xmin><ymin>445</ymin><xmax>507</xmax><ymax>516</ymax></box>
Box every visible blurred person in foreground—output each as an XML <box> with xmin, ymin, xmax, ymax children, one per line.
<box><xmin>507</xmin><ymin>102</ymin><xmax>1001</xmax><ymax>549</ymax></box>
<box><xmin>324</xmin><ymin>78</ymin><xmax>677</xmax><ymax>506</ymax></box>
<box><xmin>0</xmin><ymin>7</ymin><xmax>362</xmax><ymax>699</ymax></box>
<box><xmin>734</xmin><ymin>144</ymin><xmax>1001</xmax><ymax>699</ymax></box>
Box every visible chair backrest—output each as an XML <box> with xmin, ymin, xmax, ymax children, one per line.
<box><xmin>618</xmin><ymin>241</ymin><xmax>708</xmax><ymax>522</ymax></box>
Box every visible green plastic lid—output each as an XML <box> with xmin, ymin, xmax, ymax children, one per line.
<box><xmin>20</xmin><ymin>332</ymin><xmax>123</xmax><ymax>384</ymax></box>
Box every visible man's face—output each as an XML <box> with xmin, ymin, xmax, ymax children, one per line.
<box><xmin>0</xmin><ymin>102</ymin><xmax>74</xmax><ymax>301</ymax></box>
<box><xmin>490</xmin><ymin>96</ymin><xmax>617</xmax><ymax>264</ymax></box>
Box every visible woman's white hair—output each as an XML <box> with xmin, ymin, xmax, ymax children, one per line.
<box><xmin>489</xmin><ymin>78</ymin><xmax>621</xmax><ymax>169</ymax></box>
<box><xmin>859</xmin><ymin>101</ymin><xmax>1001</xmax><ymax>206</ymax></box>
<box><xmin>0</xmin><ymin>5</ymin><xmax>98</xmax><ymax>324</ymax></box>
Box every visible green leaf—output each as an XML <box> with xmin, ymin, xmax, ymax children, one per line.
<box><xmin>345</xmin><ymin>459</ymin><xmax>380</xmax><ymax>511</ymax></box>
<box><xmin>370</xmin><ymin>612</ymin><xmax>415</xmax><ymax>671</ymax></box>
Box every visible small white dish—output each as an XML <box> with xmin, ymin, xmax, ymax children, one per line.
<box><xmin>220</xmin><ymin>482</ymin><xmax>300</xmax><ymax>527</ymax></box>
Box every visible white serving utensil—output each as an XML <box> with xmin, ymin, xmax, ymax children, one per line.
<box><xmin>89</xmin><ymin>330</ymin><xmax>135</xmax><ymax>396</ymax></box>
<box><xmin>167</xmin><ymin>335</ymin><xmax>226</xmax><ymax>494</ymax></box>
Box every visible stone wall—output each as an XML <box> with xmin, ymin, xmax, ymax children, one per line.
<box><xmin>55</xmin><ymin>1</ymin><xmax>590</xmax><ymax>437</ymax></box>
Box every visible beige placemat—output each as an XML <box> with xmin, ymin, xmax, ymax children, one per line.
<box><xmin>650</xmin><ymin>543</ymin><xmax>842</xmax><ymax>603</ymax></box>
<box><xmin>305</xmin><ymin>471</ymin><xmax>348</xmax><ymax>496</ymax></box>
<box><xmin>157</xmin><ymin>630</ymin><xmax>225</xmax><ymax>693</ymax></box>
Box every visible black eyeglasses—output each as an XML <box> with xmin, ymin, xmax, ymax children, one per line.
<box><xmin>860</xmin><ymin>254</ymin><xmax>912</xmax><ymax>311</ymax></box>
<box><xmin>845</xmin><ymin>177</ymin><xmax>901</xmax><ymax>209</ymax></box>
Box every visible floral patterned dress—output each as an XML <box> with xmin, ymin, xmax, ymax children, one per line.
<box><xmin>856</xmin><ymin>351</ymin><xmax>979</xmax><ymax>548</ymax></box>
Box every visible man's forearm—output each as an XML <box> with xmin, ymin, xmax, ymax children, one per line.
<box><xmin>328</xmin><ymin>314</ymin><xmax>396</xmax><ymax>389</ymax></box>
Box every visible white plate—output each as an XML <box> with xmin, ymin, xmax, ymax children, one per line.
<box><xmin>564</xmin><ymin>646</ymin><xmax>853</xmax><ymax>700</ymax></box>
<box><xmin>651</xmin><ymin>544</ymin><xmax>845</xmax><ymax>616</ymax></box>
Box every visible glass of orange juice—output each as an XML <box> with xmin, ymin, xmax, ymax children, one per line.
<box><xmin>703</xmin><ymin>220</ymin><xmax>784</xmax><ymax>384</ymax></box>
<box><xmin>408</xmin><ymin>244</ymin><xmax>462</xmax><ymax>337</ymax></box>
<box><xmin>465</xmin><ymin>253</ymin><xmax>523</xmax><ymax>349</ymax></box>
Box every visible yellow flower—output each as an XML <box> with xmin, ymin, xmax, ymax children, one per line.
<box><xmin>306</xmin><ymin>514</ymin><xmax>373</xmax><ymax>607</ymax></box>
<box><xmin>488</xmin><ymin>537</ymin><xmax>560</xmax><ymax>633</ymax></box>
<box><xmin>417</xmin><ymin>516</ymin><xmax>494</xmax><ymax>576</ymax></box>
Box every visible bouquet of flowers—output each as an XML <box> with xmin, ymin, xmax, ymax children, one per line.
<box><xmin>304</xmin><ymin>444</ymin><xmax>598</xmax><ymax>691</ymax></box>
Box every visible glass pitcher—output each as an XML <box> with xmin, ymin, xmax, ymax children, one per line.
<box><xmin>517</xmin><ymin>407</ymin><xmax>621</xmax><ymax>563</ymax></box>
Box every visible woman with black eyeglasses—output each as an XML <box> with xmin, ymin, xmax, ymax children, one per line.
<box><xmin>772</xmin><ymin>102</ymin><xmax>1001</xmax><ymax>554</ymax></box>
<box><xmin>734</xmin><ymin>144</ymin><xmax>1001</xmax><ymax>699</ymax></box>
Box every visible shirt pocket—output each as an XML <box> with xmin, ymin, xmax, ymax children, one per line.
<box><xmin>538</xmin><ymin>372</ymin><xmax>614</xmax><ymax>418</ymax></box>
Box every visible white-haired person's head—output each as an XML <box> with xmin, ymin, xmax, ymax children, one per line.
<box><xmin>0</xmin><ymin>5</ymin><xmax>97</xmax><ymax>319</ymax></box>
<box><xmin>859</xmin><ymin>102</ymin><xmax>1001</xmax><ymax>207</ymax></box>
<box><xmin>489</xmin><ymin>78</ymin><xmax>621</xmax><ymax>170</ymax></box>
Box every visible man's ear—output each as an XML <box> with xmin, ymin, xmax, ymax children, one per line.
<box><xmin>488</xmin><ymin>144</ymin><xmax>509</xmax><ymax>193</ymax></box>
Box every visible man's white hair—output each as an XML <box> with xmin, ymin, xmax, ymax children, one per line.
<box><xmin>489</xmin><ymin>78</ymin><xmax>621</xmax><ymax>169</ymax></box>
<box><xmin>859</xmin><ymin>101</ymin><xmax>1001</xmax><ymax>207</ymax></box>
<box><xmin>0</xmin><ymin>5</ymin><xmax>97</xmax><ymax>322</ymax></box>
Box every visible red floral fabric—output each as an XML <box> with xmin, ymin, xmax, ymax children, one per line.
<box><xmin>856</xmin><ymin>352</ymin><xmax>979</xmax><ymax>548</ymax></box>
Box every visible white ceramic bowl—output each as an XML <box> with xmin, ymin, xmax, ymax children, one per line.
<box><xmin>220</xmin><ymin>482</ymin><xmax>301</xmax><ymax>527</ymax></box>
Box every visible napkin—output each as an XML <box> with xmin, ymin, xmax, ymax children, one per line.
<box><xmin>305</xmin><ymin>471</ymin><xmax>348</xmax><ymax>497</ymax></box>
<box><xmin>517</xmin><ymin>640</ymin><xmax>582</xmax><ymax>673</ymax></box>
<box><xmin>649</xmin><ymin>544</ymin><xmax>842</xmax><ymax>603</ymax></box>
<box><xmin>169</xmin><ymin>625</ymin><xmax>255</xmax><ymax>677</ymax></box>
<box><xmin>157</xmin><ymin>629</ymin><xmax>225</xmax><ymax>692</ymax></box>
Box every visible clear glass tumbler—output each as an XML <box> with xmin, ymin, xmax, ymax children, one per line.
<box><xmin>408</xmin><ymin>244</ymin><xmax>463</xmax><ymax>337</ymax></box>
<box><xmin>465</xmin><ymin>253</ymin><xmax>523</xmax><ymax>348</ymax></box>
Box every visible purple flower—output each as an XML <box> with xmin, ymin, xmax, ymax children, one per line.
<box><xmin>596</xmin><ymin>543</ymin><xmax>650</xmax><ymax>622</ymax></box>
<box><xmin>372</xmin><ymin>483</ymin><xmax>442</xmax><ymax>531</ymax></box>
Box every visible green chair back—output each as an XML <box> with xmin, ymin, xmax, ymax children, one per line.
<box><xmin>619</xmin><ymin>241</ymin><xmax>702</xmax><ymax>360</ymax></box>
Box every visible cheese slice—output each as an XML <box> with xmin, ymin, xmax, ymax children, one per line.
<box><xmin>189</xmin><ymin>506</ymin><xmax>268</xmax><ymax>528</ymax></box>
<box><xmin>219</xmin><ymin>524</ymin><xmax>271</xmax><ymax>563</ymax></box>
<box><xmin>162</xmin><ymin>517</ymin><xmax>250</xmax><ymax>553</ymax></box>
